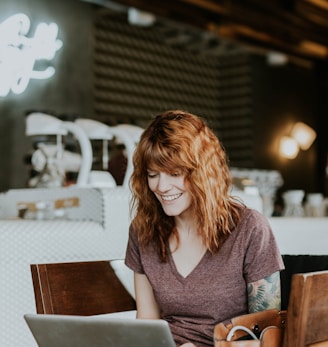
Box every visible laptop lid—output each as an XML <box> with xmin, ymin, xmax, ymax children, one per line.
<box><xmin>24</xmin><ymin>313</ymin><xmax>176</xmax><ymax>347</ymax></box>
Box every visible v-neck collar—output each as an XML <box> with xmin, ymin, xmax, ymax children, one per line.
<box><xmin>167</xmin><ymin>247</ymin><xmax>209</xmax><ymax>281</ymax></box>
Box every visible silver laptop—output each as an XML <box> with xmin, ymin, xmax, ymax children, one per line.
<box><xmin>24</xmin><ymin>313</ymin><xmax>176</xmax><ymax>347</ymax></box>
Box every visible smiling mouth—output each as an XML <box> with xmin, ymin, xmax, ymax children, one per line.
<box><xmin>161</xmin><ymin>193</ymin><xmax>182</xmax><ymax>201</ymax></box>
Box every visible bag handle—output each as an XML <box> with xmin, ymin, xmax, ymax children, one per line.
<box><xmin>226</xmin><ymin>326</ymin><xmax>259</xmax><ymax>341</ymax></box>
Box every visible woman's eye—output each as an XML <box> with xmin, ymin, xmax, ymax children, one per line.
<box><xmin>147</xmin><ymin>172</ymin><xmax>157</xmax><ymax>178</ymax></box>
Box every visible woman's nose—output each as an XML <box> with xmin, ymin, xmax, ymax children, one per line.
<box><xmin>157</xmin><ymin>173</ymin><xmax>171</xmax><ymax>192</ymax></box>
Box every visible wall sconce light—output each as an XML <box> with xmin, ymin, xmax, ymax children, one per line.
<box><xmin>279</xmin><ymin>122</ymin><xmax>316</xmax><ymax>159</ymax></box>
<box><xmin>280</xmin><ymin>136</ymin><xmax>299</xmax><ymax>159</ymax></box>
<box><xmin>290</xmin><ymin>122</ymin><xmax>317</xmax><ymax>150</ymax></box>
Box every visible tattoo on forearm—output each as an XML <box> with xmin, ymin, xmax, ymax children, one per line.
<box><xmin>247</xmin><ymin>271</ymin><xmax>281</xmax><ymax>313</ymax></box>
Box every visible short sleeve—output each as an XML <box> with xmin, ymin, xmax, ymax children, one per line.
<box><xmin>124</xmin><ymin>225</ymin><xmax>145</xmax><ymax>274</ymax></box>
<box><xmin>242</xmin><ymin>209</ymin><xmax>285</xmax><ymax>283</ymax></box>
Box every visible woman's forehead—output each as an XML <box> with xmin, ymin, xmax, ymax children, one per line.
<box><xmin>145</xmin><ymin>151</ymin><xmax>176</xmax><ymax>168</ymax></box>
<box><xmin>147</xmin><ymin>162</ymin><xmax>172</xmax><ymax>171</ymax></box>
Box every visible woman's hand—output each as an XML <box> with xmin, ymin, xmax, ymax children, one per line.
<box><xmin>179</xmin><ymin>343</ymin><xmax>197</xmax><ymax>347</ymax></box>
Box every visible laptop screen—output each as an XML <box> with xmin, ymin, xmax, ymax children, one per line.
<box><xmin>24</xmin><ymin>313</ymin><xmax>176</xmax><ymax>347</ymax></box>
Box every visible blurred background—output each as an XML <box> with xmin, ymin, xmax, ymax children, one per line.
<box><xmin>1</xmin><ymin>0</ymin><xmax>327</xmax><ymax>206</ymax></box>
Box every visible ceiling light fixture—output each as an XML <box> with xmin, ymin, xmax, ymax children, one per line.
<box><xmin>267</xmin><ymin>51</ymin><xmax>288</xmax><ymax>66</ymax></box>
<box><xmin>128</xmin><ymin>8</ymin><xmax>155</xmax><ymax>26</ymax></box>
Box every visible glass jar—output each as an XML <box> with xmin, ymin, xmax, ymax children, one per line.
<box><xmin>282</xmin><ymin>190</ymin><xmax>305</xmax><ymax>217</ymax></box>
<box><xmin>305</xmin><ymin>193</ymin><xmax>325</xmax><ymax>217</ymax></box>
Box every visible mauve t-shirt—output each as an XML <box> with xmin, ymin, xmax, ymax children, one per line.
<box><xmin>125</xmin><ymin>208</ymin><xmax>284</xmax><ymax>347</ymax></box>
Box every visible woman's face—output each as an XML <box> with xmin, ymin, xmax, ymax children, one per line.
<box><xmin>147</xmin><ymin>170</ymin><xmax>192</xmax><ymax>217</ymax></box>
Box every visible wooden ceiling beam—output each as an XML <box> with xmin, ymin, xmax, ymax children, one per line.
<box><xmin>110</xmin><ymin>0</ymin><xmax>328</xmax><ymax>61</ymax></box>
<box><xmin>305</xmin><ymin>0</ymin><xmax>328</xmax><ymax>11</ymax></box>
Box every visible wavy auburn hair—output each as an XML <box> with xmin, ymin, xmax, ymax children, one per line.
<box><xmin>130</xmin><ymin>110</ymin><xmax>243</xmax><ymax>261</ymax></box>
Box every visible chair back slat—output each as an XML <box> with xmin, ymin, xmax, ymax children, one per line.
<box><xmin>284</xmin><ymin>270</ymin><xmax>328</xmax><ymax>347</ymax></box>
<box><xmin>30</xmin><ymin>260</ymin><xmax>136</xmax><ymax>316</ymax></box>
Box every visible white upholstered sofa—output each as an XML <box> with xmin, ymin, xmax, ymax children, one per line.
<box><xmin>0</xmin><ymin>187</ymin><xmax>133</xmax><ymax>347</ymax></box>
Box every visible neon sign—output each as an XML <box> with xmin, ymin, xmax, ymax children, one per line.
<box><xmin>0</xmin><ymin>13</ymin><xmax>63</xmax><ymax>97</ymax></box>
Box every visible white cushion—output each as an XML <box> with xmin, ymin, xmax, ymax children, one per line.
<box><xmin>110</xmin><ymin>259</ymin><xmax>135</xmax><ymax>299</ymax></box>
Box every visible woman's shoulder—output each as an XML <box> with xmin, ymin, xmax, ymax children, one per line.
<box><xmin>240</xmin><ymin>207</ymin><xmax>269</xmax><ymax>225</ymax></box>
<box><xmin>128</xmin><ymin>223</ymin><xmax>140</xmax><ymax>243</ymax></box>
<box><xmin>236</xmin><ymin>208</ymin><xmax>273</xmax><ymax>240</ymax></box>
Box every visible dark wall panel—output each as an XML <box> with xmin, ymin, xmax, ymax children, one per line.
<box><xmin>0</xmin><ymin>0</ymin><xmax>97</xmax><ymax>190</ymax></box>
<box><xmin>93</xmin><ymin>10</ymin><xmax>254</xmax><ymax>167</ymax></box>
<box><xmin>251</xmin><ymin>55</ymin><xmax>318</xmax><ymax>194</ymax></box>
<box><xmin>0</xmin><ymin>1</ymin><xmax>320</xmax><ymax>195</ymax></box>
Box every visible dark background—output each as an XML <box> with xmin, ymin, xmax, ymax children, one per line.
<box><xmin>0</xmin><ymin>0</ymin><xmax>326</xmax><ymax>199</ymax></box>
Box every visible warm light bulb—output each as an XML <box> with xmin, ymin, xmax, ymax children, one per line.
<box><xmin>291</xmin><ymin>122</ymin><xmax>316</xmax><ymax>150</ymax></box>
<box><xmin>280</xmin><ymin>136</ymin><xmax>299</xmax><ymax>159</ymax></box>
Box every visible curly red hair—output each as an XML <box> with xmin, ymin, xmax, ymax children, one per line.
<box><xmin>130</xmin><ymin>110</ymin><xmax>243</xmax><ymax>261</ymax></box>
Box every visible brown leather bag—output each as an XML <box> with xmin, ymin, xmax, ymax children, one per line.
<box><xmin>214</xmin><ymin>309</ymin><xmax>287</xmax><ymax>347</ymax></box>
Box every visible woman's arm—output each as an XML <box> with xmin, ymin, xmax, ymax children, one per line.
<box><xmin>247</xmin><ymin>271</ymin><xmax>281</xmax><ymax>313</ymax></box>
<box><xmin>134</xmin><ymin>272</ymin><xmax>160</xmax><ymax>319</ymax></box>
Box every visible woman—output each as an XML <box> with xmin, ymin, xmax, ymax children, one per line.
<box><xmin>125</xmin><ymin>110</ymin><xmax>284</xmax><ymax>347</ymax></box>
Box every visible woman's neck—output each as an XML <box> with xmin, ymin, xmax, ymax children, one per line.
<box><xmin>174</xmin><ymin>214</ymin><xmax>197</xmax><ymax>237</ymax></box>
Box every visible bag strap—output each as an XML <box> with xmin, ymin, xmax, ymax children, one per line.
<box><xmin>215</xmin><ymin>326</ymin><xmax>283</xmax><ymax>347</ymax></box>
<box><xmin>214</xmin><ymin>309</ymin><xmax>287</xmax><ymax>341</ymax></box>
<box><xmin>226</xmin><ymin>326</ymin><xmax>259</xmax><ymax>341</ymax></box>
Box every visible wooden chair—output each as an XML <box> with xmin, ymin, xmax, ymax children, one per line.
<box><xmin>30</xmin><ymin>260</ymin><xmax>136</xmax><ymax>316</ymax></box>
<box><xmin>283</xmin><ymin>270</ymin><xmax>328</xmax><ymax>347</ymax></box>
